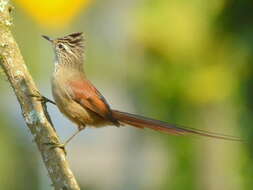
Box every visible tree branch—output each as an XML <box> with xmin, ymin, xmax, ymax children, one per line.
<box><xmin>0</xmin><ymin>1</ymin><xmax>80</xmax><ymax>189</ymax></box>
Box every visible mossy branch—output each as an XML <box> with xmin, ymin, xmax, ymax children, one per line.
<box><xmin>0</xmin><ymin>1</ymin><xmax>80</xmax><ymax>189</ymax></box>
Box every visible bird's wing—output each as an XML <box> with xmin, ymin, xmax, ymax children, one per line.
<box><xmin>68</xmin><ymin>79</ymin><xmax>119</xmax><ymax>124</ymax></box>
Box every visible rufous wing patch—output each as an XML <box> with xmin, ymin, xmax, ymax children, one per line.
<box><xmin>68</xmin><ymin>79</ymin><xmax>119</xmax><ymax>125</ymax></box>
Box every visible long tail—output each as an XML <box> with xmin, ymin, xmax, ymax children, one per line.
<box><xmin>112</xmin><ymin>110</ymin><xmax>242</xmax><ymax>141</ymax></box>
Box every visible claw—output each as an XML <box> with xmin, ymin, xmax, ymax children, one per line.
<box><xmin>44</xmin><ymin>142</ymin><xmax>67</xmax><ymax>155</ymax></box>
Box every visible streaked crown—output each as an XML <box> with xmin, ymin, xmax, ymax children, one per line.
<box><xmin>43</xmin><ymin>32</ymin><xmax>85</xmax><ymax>69</ymax></box>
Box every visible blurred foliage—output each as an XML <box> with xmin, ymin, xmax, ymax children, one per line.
<box><xmin>128</xmin><ymin>0</ymin><xmax>252</xmax><ymax>189</ymax></box>
<box><xmin>0</xmin><ymin>117</ymin><xmax>39</xmax><ymax>189</ymax></box>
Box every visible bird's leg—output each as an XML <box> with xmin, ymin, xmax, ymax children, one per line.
<box><xmin>63</xmin><ymin>125</ymin><xmax>86</xmax><ymax>146</ymax></box>
<box><xmin>45</xmin><ymin>125</ymin><xmax>85</xmax><ymax>154</ymax></box>
<box><xmin>29</xmin><ymin>90</ymin><xmax>56</xmax><ymax>105</ymax></box>
<box><xmin>40</xmin><ymin>96</ymin><xmax>56</xmax><ymax>105</ymax></box>
<box><xmin>29</xmin><ymin>90</ymin><xmax>56</xmax><ymax>130</ymax></box>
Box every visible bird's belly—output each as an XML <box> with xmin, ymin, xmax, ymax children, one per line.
<box><xmin>56</xmin><ymin>96</ymin><xmax>107</xmax><ymax>127</ymax></box>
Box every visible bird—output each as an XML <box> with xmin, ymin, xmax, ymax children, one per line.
<box><xmin>42</xmin><ymin>32</ymin><xmax>241</xmax><ymax>145</ymax></box>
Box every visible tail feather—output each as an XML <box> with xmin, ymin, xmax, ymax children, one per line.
<box><xmin>112</xmin><ymin>110</ymin><xmax>242</xmax><ymax>141</ymax></box>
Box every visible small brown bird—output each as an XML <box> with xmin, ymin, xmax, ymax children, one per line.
<box><xmin>42</xmin><ymin>32</ymin><xmax>240</xmax><ymax>145</ymax></box>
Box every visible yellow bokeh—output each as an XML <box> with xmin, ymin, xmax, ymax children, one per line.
<box><xmin>14</xmin><ymin>0</ymin><xmax>90</xmax><ymax>28</ymax></box>
<box><xmin>185</xmin><ymin>65</ymin><xmax>235</xmax><ymax>104</ymax></box>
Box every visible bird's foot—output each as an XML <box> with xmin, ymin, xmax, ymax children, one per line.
<box><xmin>78</xmin><ymin>125</ymin><xmax>85</xmax><ymax>131</ymax></box>
<box><xmin>29</xmin><ymin>91</ymin><xmax>56</xmax><ymax>105</ymax></box>
<box><xmin>44</xmin><ymin>142</ymin><xmax>67</xmax><ymax>155</ymax></box>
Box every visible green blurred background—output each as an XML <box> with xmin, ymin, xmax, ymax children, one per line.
<box><xmin>0</xmin><ymin>0</ymin><xmax>252</xmax><ymax>189</ymax></box>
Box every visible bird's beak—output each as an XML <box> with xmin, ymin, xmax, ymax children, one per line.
<box><xmin>42</xmin><ymin>35</ymin><xmax>53</xmax><ymax>42</ymax></box>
